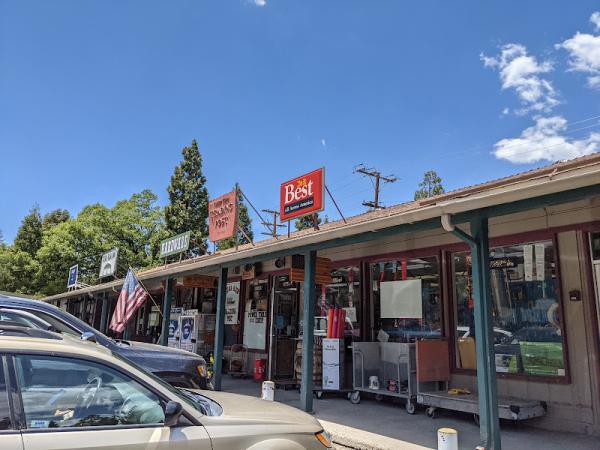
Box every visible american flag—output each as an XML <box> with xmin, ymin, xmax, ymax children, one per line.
<box><xmin>109</xmin><ymin>268</ymin><xmax>149</xmax><ymax>334</ymax></box>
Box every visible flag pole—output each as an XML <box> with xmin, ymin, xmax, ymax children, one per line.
<box><xmin>128</xmin><ymin>266</ymin><xmax>163</xmax><ymax>319</ymax></box>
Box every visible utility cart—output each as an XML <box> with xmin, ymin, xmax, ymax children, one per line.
<box><xmin>349</xmin><ymin>341</ymin><xmax>417</xmax><ymax>413</ymax></box>
<box><xmin>415</xmin><ymin>340</ymin><xmax>547</xmax><ymax>424</ymax></box>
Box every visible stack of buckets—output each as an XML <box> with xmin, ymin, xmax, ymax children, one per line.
<box><xmin>326</xmin><ymin>307</ymin><xmax>346</xmax><ymax>338</ymax></box>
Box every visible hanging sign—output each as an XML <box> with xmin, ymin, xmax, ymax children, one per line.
<box><xmin>225</xmin><ymin>281</ymin><xmax>241</xmax><ymax>324</ymax></box>
<box><xmin>523</xmin><ymin>244</ymin><xmax>534</xmax><ymax>282</ymax></box>
<box><xmin>67</xmin><ymin>264</ymin><xmax>78</xmax><ymax>288</ymax></box>
<box><xmin>160</xmin><ymin>231</ymin><xmax>191</xmax><ymax>258</ymax></box>
<box><xmin>99</xmin><ymin>248</ymin><xmax>119</xmax><ymax>278</ymax></box>
<box><xmin>535</xmin><ymin>243</ymin><xmax>545</xmax><ymax>281</ymax></box>
<box><xmin>208</xmin><ymin>191</ymin><xmax>237</xmax><ymax>242</ymax></box>
<box><xmin>279</xmin><ymin>167</ymin><xmax>325</xmax><ymax>222</ymax></box>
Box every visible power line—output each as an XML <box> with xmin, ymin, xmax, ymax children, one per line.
<box><xmin>260</xmin><ymin>209</ymin><xmax>286</xmax><ymax>239</ymax></box>
<box><xmin>354</xmin><ymin>164</ymin><xmax>397</xmax><ymax>210</ymax></box>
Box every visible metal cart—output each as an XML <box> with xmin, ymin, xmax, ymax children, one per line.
<box><xmin>415</xmin><ymin>340</ymin><xmax>547</xmax><ymax>424</ymax></box>
<box><xmin>349</xmin><ymin>342</ymin><xmax>417</xmax><ymax>413</ymax></box>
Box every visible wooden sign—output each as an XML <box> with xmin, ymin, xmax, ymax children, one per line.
<box><xmin>290</xmin><ymin>256</ymin><xmax>332</xmax><ymax>285</ymax></box>
<box><xmin>208</xmin><ymin>191</ymin><xmax>237</xmax><ymax>242</ymax></box>
<box><xmin>182</xmin><ymin>275</ymin><xmax>217</xmax><ymax>288</ymax></box>
<box><xmin>242</xmin><ymin>265</ymin><xmax>255</xmax><ymax>280</ymax></box>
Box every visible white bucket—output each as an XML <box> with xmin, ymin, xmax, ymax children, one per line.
<box><xmin>437</xmin><ymin>428</ymin><xmax>458</xmax><ymax>450</ymax></box>
<box><xmin>261</xmin><ymin>380</ymin><xmax>275</xmax><ymax>401</ymax></box>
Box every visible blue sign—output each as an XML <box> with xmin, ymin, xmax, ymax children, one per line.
<box><xmin>67</xmin><ymin>265</ymin><xmax>78</xmax><ymax>288</ymax></box>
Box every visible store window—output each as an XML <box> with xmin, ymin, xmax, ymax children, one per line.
<box><xmin>325</xmin><ymin>266</ymin><xmax>361</xmax><ymax>337</ymax></box>
<box><xmin>452</xmin><ymin>240</ymin><xmax>565</xmax><ymax>377</ymax></box>
<box><xmin>371</xmin><ymin>256</ymin><xmax>441</xmax><ymax>343</ymax></box>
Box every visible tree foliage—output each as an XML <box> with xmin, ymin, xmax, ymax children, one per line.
<box><xmin>414</xmin><ymin>170</ymin><xmax>445</xmax><ymax>200</ymax></box>
<box><xmin>42</xmin><ymin>209</ymin><xmax>70</xmax><ymax>232</ymax></box>
<box><xmin>13</xmin><ymin>205</ymin><xmax>43</xmax><ymax>257</ymax></box>
<box><xmin>217</xmin><ymin>193</ymin><xmax>253</xmax><ymax>250</ymax></box>
<box><xmin>165</xmin><ymin>140</ymin><xmax>209</xmax><ymax>256</ymax></box>
<box><xmin>295</xmin><ymin>212</ymin><xmax>322</xmax><ymax>231</ymax></box>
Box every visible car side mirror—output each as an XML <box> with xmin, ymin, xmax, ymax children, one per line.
<box><xmin>164</xmin><ymin>401</ymin><xmax>183</xmax><ymax>427</ymax></box>
<box><xmin>80</xmin><ymin>332</ymin><xmax>97</xmax><ymax>343</ymax></box>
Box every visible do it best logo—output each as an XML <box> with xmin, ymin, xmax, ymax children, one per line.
<box><xmin>280</xmin><ymin>168</ymin><xmax>325</xmax><ymax>222</ymax></box>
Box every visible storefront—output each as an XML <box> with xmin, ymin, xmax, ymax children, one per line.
<box><xmin>42</xmin><ymin>154</ymin><xmax>600</xmax><ymax>443</ymax></box>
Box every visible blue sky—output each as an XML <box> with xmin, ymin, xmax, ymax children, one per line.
<box><xmin>2</xmin><ymin>1</ymin><xmax>600</xmax><ymax>242</ymax></box>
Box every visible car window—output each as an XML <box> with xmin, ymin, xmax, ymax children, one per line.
<box><xmin>23</xmin><ymin>310</ymin><xmax>80</xmax><ymax>337</ymax></box>
<box><xmin>0</xmin><ymin>311</ymin><xmax>39</xmax><ymax>328</ymax></box>
<box><xmin>15</xmin><ymin>355</ymin><xmax>165</xmax><ymax>429</ymax></box>
<box><xmin>0</xmin><ymin>358</ymin><xmax>11</xmax><ymax>430</ymax></box>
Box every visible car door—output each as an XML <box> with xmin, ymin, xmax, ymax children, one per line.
<box><xmin>11</xmin><ymin>354</ymin><xmax>211</xmax><ymax>450</ymax></box>
<box><xmin>0</xmin><ymin>355</ymin><xmax>23</xmax><ymax>450</ymax></box>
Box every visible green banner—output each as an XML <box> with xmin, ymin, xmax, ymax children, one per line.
<box><xmin>160</xmin><ymin>231</ymin><xmax>191</xmax><ymax>258</ymax></box>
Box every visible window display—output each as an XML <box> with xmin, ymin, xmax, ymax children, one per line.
<box><xmin>371</xmin><ymin>256</ymin><xmax>441</xmax><ymax>342</ymax></box>
<box><xmin>452</xmin><ymin>240</ymin><xmax>566</xmax><ymax>377</ymax></box>
<box><xmin>325</xmin><ymin>266</ymin><xmax>361</xmax><ymax>337</ymax></box>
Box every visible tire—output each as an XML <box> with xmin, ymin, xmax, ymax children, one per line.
<box><xmin>405</xmin><ymin>401</ymin><xmax>416</xmax><ymax>415</ymax></box>
<box><xmin>426</xmin><ymin>407</ymin><xmax>436</xmax><ymax>419</ymax></box>
<box><xmin>349</xmin><ymin>391</ymin><xmax>361</xmax><ymax>404</ymax></box>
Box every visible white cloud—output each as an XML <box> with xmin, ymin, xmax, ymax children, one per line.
<box><xmin>558</xmin><ymin>13</ymin><xmax>600</xmax><ymax>90</ymax></box>
<box><xmin>320</xmin><ymin>138</ymin><xmax>326</xmax><ymax>148</ymax></box>
<box><xmin>591</xmin><ymin>12</ymin><xmax>600</xmax><ymax>31</ymax></box>
<box><xmin>253</xmin><ymin>0</ymin><xmax>266</xmax><ymax>6</ymax></box>
<box><xmin>493</xmin><ymin>116</ymin><xmax>600</xmax><ymax>164</ymax></box>
<box><xmin>481</xmin><ymin>44</ymin><xmax>559</xmax><ymax>114</ymax></box>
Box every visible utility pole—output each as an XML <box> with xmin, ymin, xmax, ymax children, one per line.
<box><xmin>355</xmin><ymin>164</ymin><xmax>397</xmax><ymax>210</ymax></box>
<box><xmin>261</xmin><ymin>209</ymin><xmax>286</xmax><ymax>238</ymax></box>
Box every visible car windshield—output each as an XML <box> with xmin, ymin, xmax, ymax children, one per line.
<box><xmin>111</xmin><ymin>352</ymin><xmax>222</xmax><ymax>417</ymax></box>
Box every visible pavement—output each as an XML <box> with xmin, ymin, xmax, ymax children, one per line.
<box><xmin>220</xmin><ymin>377</ymin><xmax>599</xmax><ymax>450</ymax></box>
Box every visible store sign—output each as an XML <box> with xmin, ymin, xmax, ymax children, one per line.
<box><xmin>67</xmin><ymin>264</ymin><xmax>78</xmax><ymax>288</ymax></box>
<box><xmin>182</xmin><ymin>274</ymin><xmax>217</xmax><ymax>288</ymax></box>
<box><xmin>208</xmin><ymin>191</ymin><xmax>237</xmax><ymax>242</ymax></box>
<box><xmin>290</xmin><ymin>255</ymin><xmax>332</xmax><ymax>285</ymax></box>
<box><xmin>225</xmin><ymin>281</ymin><xmax>241</xmax><ymax>324</ymax></box>
<box><xmin>279</xmin><ymin>168</ymin><xmax>325</xmax><ymax>222</ymax></box>
<box><xmin>99</xmin><ymin>248</ymin><xmax>119</xmax><ymax>278</ymax></box>
<box><xmin>160</xmin><ymin>231</ymin><xmax>191</xmax><ymax>258</ymax></box>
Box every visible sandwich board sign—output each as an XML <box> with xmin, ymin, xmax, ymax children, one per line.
<box><xmin>67</xmin><ymin>265</ymin><xmax>79</xmax><ymax>289</ymax></box>
<box><xmin>99</xmin><ymin>248</ymin><xmax>119</xmax><ymax>278</ymax></box>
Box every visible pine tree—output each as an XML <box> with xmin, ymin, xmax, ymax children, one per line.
<box><xmin>295</xmin><ymin>212</ymin><xmax>322</xmax><ymax>231</ymax></box>
<box><xmin>217</xmin><ymin>193</ymin><xmax>254</xmax><ymax>250</ymax></box>
<box><xmin>13</xmin><ymin>205</ymin><xmax>43</xmax><ymax>257</ymax></box>
<box><xmin>165</xmin><ymin>140</ymin><xmax>209</xmax><ymax>256</ymax></box>
<box><xmin>42</xmin><ymin>209</ymin><xmax>71</xmax><ymax>232</ymax></box>
<box><xmin>414</xmin><ymin>170</ymin><xmax>445</xmax><ymax>200</ymax></box>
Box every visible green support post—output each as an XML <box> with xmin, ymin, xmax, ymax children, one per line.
<box><xmin>469</xmin><ymin>217</ymin><xmax>501</xmax><ymax>450</ymax></box>
<box><xmin>99</xmin><ymin>292</ymin><xmax>109</xmax><ymax>334</ymax></box>
<box><xmin>300</xmin><ymin>250</ymin><xmax>317</xmax><ymax>413</ymax></box>
<box><xmin>160</xmin><ymin>278</ymin><xmax>174</xmax><ymax>347</ymax></box>
<box><xmin>213</xmin><ymin>266</ymin><xmax>228</xmax><ymax>391</ymax></box>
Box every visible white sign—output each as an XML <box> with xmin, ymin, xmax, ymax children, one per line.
<box><xmin>243</xmin><ymin>300</ymin><xmax>268</xmax><ymax>350</ymax></box>
<box><xmin>380</xmin><ymin>279</ymin><xmax>423</xmax><ymax>319</ymax></box>
<box><xmin>535</xmin><ymin>243</ymin><xmax>545</xmax><ymax>281</ymax></box>
<box><xmin>524</xmin><ymin>244</ymin><xmax>534</xmax><ymax>281</ymax></box>
<box><xmin>67</xmin><ymin>265</ymin><xmax>78</xmax><ymax>288</ymax></box>
<box><xmin>225</xmin><ymin>281</ymin><xmax>241</xmax><ymax>325</ymax></box>
<box><xmin>99</xmin><ymin>248</ymin><xmax>119</xmax><ymax>278</ymax></box>
<box><xmin>322</xmin><ymin>338</ymin><xmax>341</xmax><ymax>390</ymax></box>
<box><xmin>160</xmin><ymin>231</ymin><xmax>191</xmax><ymax>258</ymax></box>
<box><xmin>179</xmin><ymin>315</ymin><xmax>197</xmax><ymax>353</ymax></box>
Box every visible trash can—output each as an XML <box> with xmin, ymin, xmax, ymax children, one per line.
<box><xmin>254</xmin><ymin>358</ymin><xmax>266</xmax><ymax>382</ymax></box>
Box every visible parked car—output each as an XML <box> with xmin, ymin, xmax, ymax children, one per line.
<box><xmin>0</xmin><ymin>293</ymin><xmax>210</xmax><ymax>389</ymax></box>
<box><xmin>0</xmin><ymin>326</ymin><xmax>331</xmax><ymax>450</ymax></box>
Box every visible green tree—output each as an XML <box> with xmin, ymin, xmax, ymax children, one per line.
<box><xmin>0</xmin><ymin>248</ymin><xmax>40</xmax><ymax>294</ymax></box>
<box><xmin>414</xmin><ymin>170</ymin><xmax>445</xmax><ymax>200</ymax></box>
<box><xmin>13</xmin><ymin>205</ymin><xmax>43</xmax><ymax>257</ymax></box>
<box><xmin>165</xmin><ymin>140</ymin><xmax>209</xmax><ymax>256</ymax></box>
<box><xmin>42</xmin><ymin>209</ymin><xmax>71</xmax><ymax>232</ymax></box>
<box><xmin>217</xmin><ymin>193</ymin><xmax>253</xmax><ymax>250</ymax></box>
<box><xmin>295</xmin><ymin>212</ymin><xmax>322</xmax><ymax>231</ymax></box>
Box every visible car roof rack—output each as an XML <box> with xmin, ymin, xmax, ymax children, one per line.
<box><xmin>0</xmin><ymin>324</ymin><xmax>62</xmax><ymax>340</ymax></box>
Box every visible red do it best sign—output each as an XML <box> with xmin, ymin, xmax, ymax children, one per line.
<box><xmin>280</xmin><ymin>168</ymin><xmax>325</xmax><ymax>222</ymax></box>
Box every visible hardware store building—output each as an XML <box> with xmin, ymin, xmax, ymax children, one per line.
<box><xmin>44</xmin><ymin>154</ymin><xmax>600</xmax><ymax>448</ymax></box>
